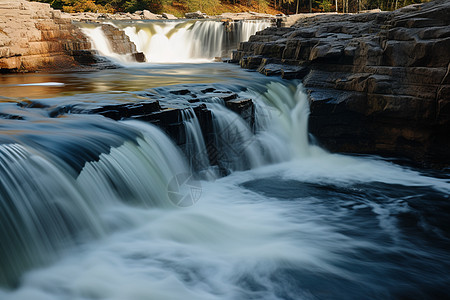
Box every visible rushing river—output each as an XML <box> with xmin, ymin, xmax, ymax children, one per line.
<box><xmin>1</xmin><ymin>20</ymin><xmax>449</xmax><ymax>300</ymax></box>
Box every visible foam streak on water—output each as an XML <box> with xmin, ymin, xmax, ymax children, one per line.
<box><xmin>0</xmin><ymin>79</ymin><xmax>449</xmax><ymax>299</ymax></box>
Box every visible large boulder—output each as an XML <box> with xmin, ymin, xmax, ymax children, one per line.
<box><xmin>162</xmin><ymin>13</ymin><xmax>177</xmax><ymax>20</ymax></box>
<box><xmin>185</xmin><ymin>11</ymin><xmax>208</xmax><ymax>19</ymax></box>
<box><xmin>233</xmin><ymin>0</ymin><xmax>450</xmax><ymax>168</ymax></box>
<box><xmin>142</xmin><ymin>10</ymin><xmax>158</xmax><ymax>20</ymax></box>
<box><xmin>100</xmin><ymin>24</ymin><xmax>146</xmax><ymax>62</ymax></box>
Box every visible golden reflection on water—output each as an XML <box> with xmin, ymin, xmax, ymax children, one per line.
<box><xmin>0</xmin><ymin>64</ymin><xmax>236</xmax><ymax>99</ymax></box>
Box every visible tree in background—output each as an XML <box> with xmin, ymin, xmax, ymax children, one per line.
<box><xmin>182</xmin><ymin>0</ymin><xmax>221</xmax><ymax>11</ymax></box>
<box><xmin>31</xmin><ymin>0</ymin><xmax>433</xmax><ymax>14</ymax></box>
<box><xmin>122</xmin><ymin>0</ymin><xmax>152</xmax><ymax>11</ymax></box>
<box><xmin>61</xmin><ymin>0</ymin><xmax>113</xmax><ymax>12</ymax></box>
<box><xmin>316</xmin><ymin>0</ymin><xmax>332</xmax><ymax>11</ymax></box>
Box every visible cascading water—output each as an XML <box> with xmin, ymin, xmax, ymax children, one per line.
<box><xmin>0</xmin><ymin>81</ymin><xmax>308</xmax><ymax>289</ymax></box>
<box><xmin>1</xmin><ymin>17</ymin><xmax>450</xmax><ymax>300</ymax></box>
<box><xmin>78</xmin><ymin>19</ymin><xmax>272</xmax><ymax>63</ymax></box>
<box><xmin>80</xmin><ymin>25</ymin><xmax>133</xmax><ymax>64</ymax></box>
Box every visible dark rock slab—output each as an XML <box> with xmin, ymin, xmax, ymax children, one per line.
<box><xmin>232</xmin><ymin>0</ymin><xmax>450</xmax><ymax>168</ymax></box>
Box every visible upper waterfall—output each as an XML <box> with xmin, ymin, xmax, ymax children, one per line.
<box><xmin>79</xmin><ymin>20</ymin><xmax>272</xmax><ymax>63</ymax></box>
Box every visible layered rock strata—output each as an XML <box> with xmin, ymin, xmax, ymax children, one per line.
<box><xmin>0</xmin><ymin>0</ymin><xmax>96</xmax><ymax>72</ymax></box>
<box><xmin>0</xmin><ymin>0</ymin><xmax>144</xmax><ymax>72</ymax></box>
<box><xmin>232</xmin><ymin>0</ymin><xmax>450</xmax><ymax>168</ymax></box>
<box><xmin>46</xmin><ymin>87</ymin><xmax>254</xmax><ymax>173</ymax></box>
<box><xmin>100</xmin><ymin>24</ymin><xmax>145</xmax><ymax>62</ymax></box>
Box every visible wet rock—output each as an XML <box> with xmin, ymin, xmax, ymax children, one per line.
<box><xmin>90</xmin><ymin>101</ymin><xmax>162</xmax><ymax>120</ymax></box>
<box><xmin>240</xmin><ymin>55</ymin><xmax>264</xmax><ymax>69</ymax></box>
<box><xmin>201</xmin><ymin>88</ymin><xmax>216</xmax><ymax>93</ymax></box>
<box><xmin>132</xmin><ymin>52</ymin><xmax>146</xmax><ymax>62</ymax></box>
<box><xmin>226</xmin><ymin>98</ymin><xmax>255</xmax><ymax>128</ymax></box>
<box><xmin>170</xmin><ymin>89</ymin><xmax>192</xmax><ymax>96</ymax></box>
<box><xmin>281</xmin><ymin>65</ymin><xmax>309</xmax><ymax>79</ymax></box>
<box><xmin>233</xmin><ymin>0</ymin><xmax>450</xmax><ymax>168</ymax></box>
<box><xmin>49</xmin><ymin>87</ymin><xmax>256</xmax><ymax>169</ymax></box>
<box><xmin>0</xmin><ymin>113</ymin><xmax>24</xmax><ymax>120</ymax></box>
<box><xmin>257</xmin><ymin>63</ymin><xmax>282</xmax><ymax>76</ymax></box>
<box><xmin>100</xmin><ymin>24</ymin><xmax>146</xmax><ymax>62</ymax></box>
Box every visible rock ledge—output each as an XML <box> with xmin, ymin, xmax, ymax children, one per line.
<box><xmin>232</xmin><ymin>0</ymin><xmax>450</xmax><ymax>168</ymax></box>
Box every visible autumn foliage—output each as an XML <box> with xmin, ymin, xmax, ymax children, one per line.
<box><xmin>33</xmin><ymin>0</ymin><xmax>431</xmax><ymax>15</ymax></box>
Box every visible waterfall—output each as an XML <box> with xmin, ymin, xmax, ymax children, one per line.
<box><xmin>0</xmin><ymin>143</ymin><xmax>104</xmax><ymax>287</ymax></box>
<box><xmin>0</xmin><ymin>81</ymin><xmax>313</xmax><ymax>288</ymax></box>
<box><xmin>2</xmin><ymin>68</ymin><xmax>448</xmax><ymax>299</ymax></box>
<box><xmin>80</xmin><ymin>25</ymin><xmax>133</xmax><ymax>64</ymax></box>
<box><xmin>0</xmin><ymin>117</ymin><xmax>189</xmax><ymax>287</ymax></box>
<box><xmin>78</xmin><ymin>20</ymin><xmax>272</xmax><ymax>63</ymax></box>
<box><xmin>180</xmin><ymin>108</ymin><xmax>210</xmax><ymax>173</ymax></box>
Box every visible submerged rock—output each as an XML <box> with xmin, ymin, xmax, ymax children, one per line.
<box><xmin>233</xmin><ymin>0</ymin><xmax>450</xmax><ymax>168</ymax></box>
<box><xmin>48</xmin><ymin>86</ymin><xmax>255</xmax><ymax>169</ymax></box>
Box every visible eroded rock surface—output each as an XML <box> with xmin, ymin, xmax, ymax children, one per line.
<box><xmin>0</xmin><ymin>0</ymin><xmax>146</xmax><ymax>72</ymax></box>
<box><xmin>44</xmin><ymin>86</ymin><xmax>254</xmax><ymax>172</ymax></box>
<box><xmin>100</xmin><ymin>24</ymin><xmax>145</xmax><ymax>62</ymax></box>
<box><xmin>232</xmin><ymin>0</ymin><xmax>450</xmax><ymax>167</ymax></box>
<box><xmin>0</xmin><ymin>0</ymin><xmax>96</xmax><ymax>72</ymax></box>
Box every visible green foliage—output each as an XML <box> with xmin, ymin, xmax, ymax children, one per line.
<box><xmin>123</xmin><ymin>0</ymin><xmax>151</xmax><ymax>12</ymax></box>
<box><xmin>245</xmin><ymin>0</ymin><xmax>269</xmax><ymax>8</ymax></box>
<box><xmin>316</xmin><ymin>0</ymin><xmax>332</xmax><ymax>11</ymax></box>
<box><xmin>182</xmin><ymin>0</ymin><xmax>220</xmax><ymax>11</ymax></box>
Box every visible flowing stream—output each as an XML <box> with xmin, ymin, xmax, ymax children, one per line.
<box><xmin>0</xmin><ymin>20</ymin><xmax>449</xmax><ymax>300</ymax></box>
<box><xmin>79</xmin><ymin>19</ymin><xmax>272</xmax><ymax>63</ymax></box>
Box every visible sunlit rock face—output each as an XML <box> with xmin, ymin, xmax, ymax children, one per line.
<box><xmin>0</xmin><ymin>0</ymin><xmax>144</xmax><ymax>72</ymax></box>
<box><xmin>0</xmin><ymin>0</ymin><xmax>91</xmax><ymax>72</ymax></box>
<box><xmin>233</xmin><ymin>0</ymin><xmax>450</xmax><ymax>168</ymax></box>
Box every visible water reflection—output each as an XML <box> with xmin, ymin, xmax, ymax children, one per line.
<box><xmin>0</xmin><ymin>63</ymin><xmax>255</xmax><ymax>99</ymax></box>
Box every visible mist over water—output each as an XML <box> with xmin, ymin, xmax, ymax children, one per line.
<box><xmin>79</xmin><ymin>19</ymin><xmax>272</xmax><ymax>63</ymax></box>
<box><xmin>1</xmin><ymin>20</ymin><xmax>449</xmax><ymax>300</ymax></box>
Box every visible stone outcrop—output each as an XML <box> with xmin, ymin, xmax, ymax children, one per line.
<box><xmin>0</xmin><ymin>0</ymin><xmax>147</xmax><ymax>72</ymax></box>
<box><xmin>0</xmin><ymin>0</ymin><xmax>98</xmax><ymax>72</ymax></box>
<box><xmin>216</xmin><ymin>11</ymin><xmax>276</xmax><ymax>21</ymax></box>
<box><xmin>162</xmin><ymin>13</ymin><xmax>177</xmax><ymax>20</ymax></box>
<box><xmin>232</xmin><ymin>0</ymin><xmax>450</xmax><ymax>168</ymax></box>
<box><xmin>185</xmin><ymin>11</ymin><xmax>208</xmax><ymax>19</ymax></box>
<box><xmin>63</xmin><ymin>9</ymin><xmax>276</xmax><ymax>22</ymax></box>
<box><xmin>63</xmin><ymin>10</ymin><xmax>166</xmax><ymax>21</ymax></box>
<box><xmin>46</xmin><ymin>86</ymin><xmax>254</xmax><ymax>172</ymax></box>
<box><xmin>100</xmin><ymin>24</ymin><xmax>145</xmax><ymax>62</ymax></box>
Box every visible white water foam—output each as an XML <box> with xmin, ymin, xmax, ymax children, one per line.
<box><xmin>79</xmin><ymin>20</ymin><xmax>272</xmax><ymax>64</ymax></box>
<box><xmin>80</xmin><ymin>26</ymin><xmax>133</xmax><ymax>65</ymax></box>
<box><xmin>1</xmin><ymin>80</ymin><xmax>449</xmax><ymax>299</ymax></box>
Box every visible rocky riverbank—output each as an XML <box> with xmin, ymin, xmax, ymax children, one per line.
<box><xmin>0</xmin><ymin>0</ymin><xmax>144</xmax><ymax>72</ymax></box>
<box><xmin>0</xmin><ymin>0</ymin><xmax>276</xmax><ymax>73</ymax></box>
<box><xmin>232</xmin><ymin>0</ymin><xmax>450</xmax><ymax>168</ymax></box>
<box><xmin>63</xmin><ymin>9</ymin><xmax>277</xmax><ymax>22</ymax></box>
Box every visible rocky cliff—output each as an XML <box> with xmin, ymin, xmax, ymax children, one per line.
<box><xmin>0</xmin><ymin>0</ymin><xmax>144</xmax><ymax>72</ymax></box>
<box><xmin>232</xmin><ymin>0</ymin><xmax>450</xmax><ymax>168</ymax></box>
<box><xmin>0</xmin><ymin>0</ymin><xmax>96</xmax><ymax>72</ymax></box>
